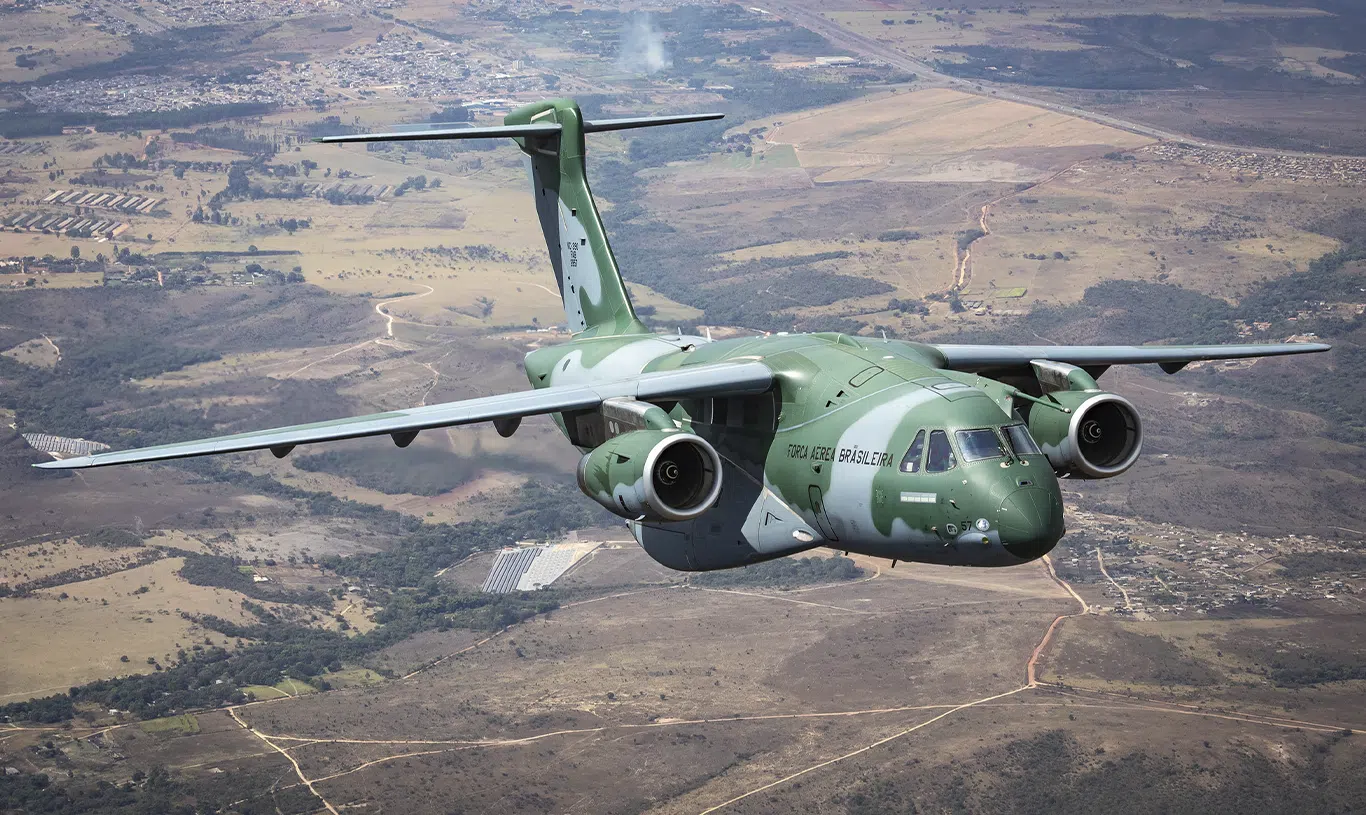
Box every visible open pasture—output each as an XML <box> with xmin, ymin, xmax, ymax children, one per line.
<box><xmin>0</xmin><ymin>557</ymin><xmax>265</xmax><ymax>701</ymax></box>
<box><xmin>965</xmin><ymin>147</ymin><xmax>1349</xmax><ymax>305</ymax></box>
<box><xmin>749</xmin><ymin>88</ymin><xmax>1152</xmax><ymax>184</ymax></box>
<box><xmin>0</xmin><ymin>536</ymin><xmax>144</xmax><ymax>588</ymax></box>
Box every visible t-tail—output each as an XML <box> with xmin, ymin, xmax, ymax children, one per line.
<box><xmin>316</xmin><ymin>100</ymin><xmax>723</xmax><ymax>337</ymax></box>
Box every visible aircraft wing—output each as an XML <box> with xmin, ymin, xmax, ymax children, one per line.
<box><xmin>928</xmin><ymin>342</ymin><xmax>1330</xmax><ymax>375</ymax></box>
<box><xmin>33</xmin><ymin>362</ymin><xmax>773</xmax><ymax>470</ymax></box>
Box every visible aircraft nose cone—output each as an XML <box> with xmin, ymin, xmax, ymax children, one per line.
<box><xmin>997</xmin><ymin>487</ymin><xmax>1064</xmax><ymax>561</ymax></box>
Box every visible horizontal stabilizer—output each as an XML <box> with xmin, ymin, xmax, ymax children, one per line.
<box><xmin>313</xmin><ymin>123</ymin><xmax>562</xmax><ymax>144</ymax></box>
<box><xmin>582</xmin><ymin>113</ymin><xmax>724</xmax><ymax>132</ymax></box>
<box><xmin>387</xmin><ymin>120</ymin><xmax>481</xmax><ymax>131</ymax></box>
<box><xmin>313</xmin><ymin>113</ymin><xmax>723</xmax><ymax>145</ymax></box>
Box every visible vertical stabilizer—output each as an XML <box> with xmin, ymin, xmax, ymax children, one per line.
<box><xmin>315</xmin><ymin>99</ymin><xmax>721</xmax><ymax>337</ymax></box>
<box><xmin>505</xmin><ymin>99</ymin><xmax>641</xmax><ymax>337</ymax></box>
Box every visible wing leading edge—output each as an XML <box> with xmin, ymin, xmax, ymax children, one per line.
<box><xmin>929</xmin><ymin>342</ymin><xmax>1330</xmax><ymax>375</ymax></box>
<box><xmin>34</xmin><ymin>362</ymin><xmax>773</xmax><ymax>470</ymax></box>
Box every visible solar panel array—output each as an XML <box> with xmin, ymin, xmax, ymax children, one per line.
<box><xmin>517</xmin><ymin>546</ymin><xmax>578</xmax><ymax>591</ymax></box>
<box><xmin>481</xmin><ymin>547</ymin><xmax>542</xmax><ymax>594</ymax></box>
<box><xmin>23</xmin><ymin>433</ymin><xmax>111</xmax><ymax>457</ymax></box>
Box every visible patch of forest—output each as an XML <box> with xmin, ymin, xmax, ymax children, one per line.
<box><xmin>80</xmin><ymin>528</ymin><xmax>147</xmax><ymax>549</ymax></box>
<box><xmin>0</xmin><ymin>549</ymin><xmax>162</xmax><ymax>598</ymax></box>
<box><xmin>293</xmin><ymin>445</ymin><xmax>541</xmax><ymax>496</ymax></box>
<box><xmin>0</xmin><ymin>103</ymin><xmax>277</xmax><ymax>141</ymax></box>
<box><xmin>177</xmin><ymin>553</ymin><xmax>333</xmax><ymax>608</ymax></box>
<box><xmin>691</xmin><ymin>555</ymin><xmax>863</xmax><ymax>589</ymax></box>
<box><xmin>838</xmin><ymin>728</ymin><xmax>1363</xmax><ymax>815</ymax></box>
<box><xmin>935</xmin><ymin>13</ymin><xmax>1366</xmax><ymax>94</ymax></box>
<box><xmin>0</xmin><ymin>763</ymin><xmax>312</xmax><ymax>815</ymax></box>
<box><xmin>1276</xmin><ymin>550</ymin><xmax>1366</xmax><ymax>579</ymax></box>
<box><xmin>170</xmin><ymin>126</ymin><xmax>277</xmax><ymax>158</ymax></box>
<box><xmin>0</xmin><ymin>286</ymin><xmax>370</xmax><ymax>445</ymax></box>
<box><xmin>1260</xmin><ymin>641</ymin><xmax>1366</xmax><ymax>687</ymax></box>
<box><xmin>1320</xmin><ymin>52</ymin><xmax>1366</xmax><ymax>79</ymax></box>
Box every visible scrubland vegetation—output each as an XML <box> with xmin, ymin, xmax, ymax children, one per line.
<box><xmin>691</xmin><ymin>555</ymin><xmax>863</xmax><ymax>588</ymax></box>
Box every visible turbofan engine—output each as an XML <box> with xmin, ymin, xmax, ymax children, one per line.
<box><xmin>1028</xmin><ymin>390</ymin><xmax>1142</xmax><ymax>479</ymax></box>
<box><xmin>576</xmin><ymin>430</ymin><xmax>723</xmax><ymax>522</ymax></box>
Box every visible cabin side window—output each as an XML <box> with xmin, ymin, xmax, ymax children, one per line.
<box><xmin>1003</xmin><ymin>424</ymin><xmax>1042</xmax><ymax>456</ymax></box>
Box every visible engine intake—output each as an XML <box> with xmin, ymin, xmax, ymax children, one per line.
<box><xmin>1028</xmin><ymin>391</ymin><xmax>1142</xmax><ymax>479</ymax></box>
<box><xmin>577</xmin><ymin>430</ymin><xmax>722</xmax><ymax>522</ymax></box>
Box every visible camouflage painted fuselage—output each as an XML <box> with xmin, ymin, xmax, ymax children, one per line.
<box><xmin>38</xmin><ymin>96</ymin><xmax>1328</xmax><ymax>576</ymax></box>
<box><xmin>526</xmin><ymin>330</ymin><xmax>1065</xmax><ymax>570</ymax></box>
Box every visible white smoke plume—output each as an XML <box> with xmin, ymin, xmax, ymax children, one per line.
<box><xmin>616</xmin><ymin>14</ymin><xmax>671</xmax><ymax>75</ymax></box>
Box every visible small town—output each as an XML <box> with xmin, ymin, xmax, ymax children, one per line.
<box><xmin>1143</xmin><ymin>142</ymin><xmax>1366</xmax><ymax>184</ymax></box>
<box><xmin>1059</xmin><ymin>509</ymin><xmax>1363</xmax><ymax>619</ymax></box>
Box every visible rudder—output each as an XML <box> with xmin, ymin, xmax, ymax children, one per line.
<box><xmin>504</xmin><ymin>99</ymin><xmax>639</xmax><ymax>337</ymax></box>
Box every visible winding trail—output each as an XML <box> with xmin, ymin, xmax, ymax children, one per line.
<box><xmin>1026</xmin><ymin>554</ymin><xmax>1091</xmax><ymax>687</ymax></box>
<box><xmin>696</xmin><ymin>686</ymin><xmax>1032</xmax><ymax>815</ymax></box>
<box><xmin>950</xmin><ymin>157</ymin><xmax>1104</xmax><ymax>293</ymax></box>
<box><xmin>527</xmin><ymin>282</ymin><xmax>562</xmax><ymax>300</ymax></box>
<box><xmin>375</xmin><ymin>284</ymin><xmax>435</xmax><ymax>338</ymax></box>
<box><xmin>699</xmin><ymin>554</ymin><xmax>1080</xmax><ymax>812</ymax></box>
<box><xmin>229</xmin><ymin>706</ymin><xmax>341</xmax><ymax>815</ymax></box>
<box><xmin>40</xmin><ymin>334</ymin><xmax>61</xmax><ymax>363</ymax></box>
<box><xmin>274</xmin><ymin>338</ymin><xmax>378</xmax><ymax>382</ymax></box>
<box><xmin>1095</xmin><ymin>548</ymin><xmax>1133</xmax><ymax>611</ymax></box>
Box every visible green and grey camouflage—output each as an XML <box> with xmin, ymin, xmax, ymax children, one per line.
<box><xmin>36</xmin><ymin>98</ymin><xmax>1331</xmax><ymax>574</ymax></box>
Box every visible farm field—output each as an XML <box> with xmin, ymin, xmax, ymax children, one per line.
<box><xmin>0</xmin><ymin>556</ymin><xmax>264</xmax><ymax>699</ymax></box>
<box><xmin>746</xmin><ymin>88</ymin><xmax>1153</xmax><ymax>184</ymax></box>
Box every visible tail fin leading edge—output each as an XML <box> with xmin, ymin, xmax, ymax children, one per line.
<box><xmin>316</xmin><ymin>100</ymin><xmax>722</xmax><ymax>337</ymax></box>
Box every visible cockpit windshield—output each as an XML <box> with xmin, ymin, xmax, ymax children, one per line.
<box><xmin>926</xmin><ymin>430</ymin><xmax>956</xmax><ymax>472</ymax></box>
<box><xmin>956</xmin><ymin>429</ymin><xmax>1005</xmax><ymax>462</ymax></box>
<box><xmin>1003</xmin><ymin>424</ymin><xmax>1042</xmax><ymax>456</ymax></box>
<box><xmin>900</xmin><ymin>430</ymin><xmax>925</xmax><ymax>473</ymax></box>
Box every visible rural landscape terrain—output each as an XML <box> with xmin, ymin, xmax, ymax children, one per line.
<box><xmin>0</xmin><ymin>0</ymin><xmax>1364</xmax><ymax>812</ymax></box>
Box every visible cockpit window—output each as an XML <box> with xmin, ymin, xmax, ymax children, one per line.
<box><xmin>1003</xmin><ymin>424</ymin><xmax>1042</xmax><ymax>456</ymax></box>
<box><xmin>900</xmin><ymin>430</ymin><xmax>925</xmax><ymax>473</ymax></box>
<box><xmin>926</xmin><ymin>430</ymin><xmax>956</xmax><ymax>473</ymax></box>
<box><xmin>956</xmin><ymin>429</ymin><xmax>1005</xmax><ymax>462</ymax></box>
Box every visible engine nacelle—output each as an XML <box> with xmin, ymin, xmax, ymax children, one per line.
<box><xmin>576</xmin><ymin>430</ymin><xmax>722</xmax><ymax>522</ymax></box>
<box><xmin>1028</xmin><ymin>391</ymin><xmax>1142</xmax><ymax>479</ymax></box>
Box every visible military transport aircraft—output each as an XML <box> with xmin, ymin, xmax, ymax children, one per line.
<box><xmin>38</xmin><ymin>99</ymin><xmax>1328</xmax><ymax>572</ymax></box>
